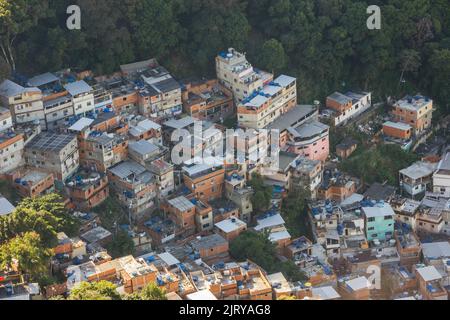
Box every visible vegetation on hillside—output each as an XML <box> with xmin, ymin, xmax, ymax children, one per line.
<box><xmin>230</xmin><ymin>231</ymin><xmax>307</xmax><ymax>282</ymax></box>
<box><xmin>0</xmin><ymin>0</ymin><xmax>448</xmax><ymax>114</ymax></box>
<box><xmin>339</xmin><ymin>144</ymin><xmax>419</xmax><ymax>185</ymax></box>
<box><xmin>0</xmin><ymin>194</ymin><xmax>74</xmax><ymax>284</ymax></box>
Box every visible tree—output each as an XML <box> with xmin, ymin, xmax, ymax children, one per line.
<box><xmin>129</xmin><ymin>0</ymin><xmax>181</xmax><ymax>59</ymax></box>
<box><xmin>123</xmin><ymin>282</ymin><xmax>167</xmax><ymax>300</ymax></box>
<box><xmin>0</xmin><ymin>0</ymin><xmax>49</xmax><ymax>71</ymax></box>
<box><xmin>279</xmin><ymin>260</ymin><xmax>307</xmax><ymax>282</ymax></box>
<box><xmin>248</xmin><ymin>173</ymin><xmax>272</xmax><ymax>213</ymax></box>
<box><xmin>282</xmin><ymin>186</ymin><xmax>313</xmax><ymax>239</ymax></box>
<box><xmin>339</xmin><ymin>144</ymin><xmax>419</xmax><ymax>185</ymax></box>
<box><xmin>106</xmin><ymin>230</ymin><xmax>135</xmax><ymax>259</ymax></box>
<box><xmin>257</xmin><ymin>39</ymin><xmax>287</xmax><ymax>74</ymax></box>
<box><xmin>68</xmin><ymin>281</ymin><xmax>121</xmax><ymax>301</ymax></box>
<box><xmin>0</xmin><ymin>232</ymin><xmax>52</xmax><ymax>281</ymax></box>
<box><xmin>230</xmin><ymin>231</ymin><xmax>277</xmax><ymax>272</ymax></box>
<box><xmin>16</xmin><ymin>194</ymin><xmax>79</xmax><ymax>236</ymax></box>
<box><xmin>1</xmin><ymin>194</ymin><xmax>79</xmax><ymax>246</ymax></box>
<box><xmin>4</xmin><ymin>207</ymin><xmax>59</xmax><ymax>248</ymax></box>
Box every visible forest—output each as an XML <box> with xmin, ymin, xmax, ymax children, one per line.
<box><xmin>0</xmin><ymin>0</ymin><xmax>449</xmax><ymax>114</ymax></box>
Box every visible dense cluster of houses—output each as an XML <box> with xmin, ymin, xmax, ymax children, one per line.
<box><xmin>0</xmin><ymin>48</ymin><xmax>449</xmax><ymax>300</ymax></box>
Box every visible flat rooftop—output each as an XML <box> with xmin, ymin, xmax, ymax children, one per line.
<box><xmin>289</xmin><ymin>120</ymin><xmax>329</xmax><ymax>139</ymax></box>
<box><xmin>383</xmin><ymin>121</ymin><xmax>412</xmax><ymax>131</ymax></box>
<box><xmin>215</xmin><ymin>217</ymin><xmax>246</xmax><ymax>233</ymax></box>
<box><xmin>362</xmin><ymin>203</ymin><xmax>395</xmax><ymax>218</ymax></box>
<box><xmin>80</xmin><ymin>226</ymin><xmax>112</xmax><ymax>244</ymax></box>
<box><xmin>64</xmin><ymin>80</ymin><xmax>93</xmax><ymax>96</ymax></box>
<box><xmin>265</xmin><ymin>105</ymin><xmax>317</xmax><ymax>132</ymax></box>
<box><xmin>395</xmin><ymin>95</ymin><xmax>432</xmax><ymax>112</ymax></box>
<box><xmin>129</xmin><ymin>140</ymin><xmax>159</xmax><ymax>156</ymax></box>
<box><xmin>328</xmin><ymin>92</ymin><xmax>353</xmax><ymax>105</ymax></box>
<box><xmin>191</xmin><ymin>234</ymin><xmax>228</xmax><ymax>251</ymax></box>
<box><xmin>26</xmin><ymin>132</ymin><xmax>76</xmax><ymax>153</ymax></box>
<box><xmin>400</xmin><ymin>161</ymin><xmax>437</xmax><ymax>180</ymax></box>
<box><xmin>20</xmin><ymin>170</ymin><xmax>52</xmax><ymax>185</ymax></box>
<box><xmin>255</xmin><ymin>212</ymin><xmax>285</xmax><ymax>231</ymax></box>
<box><xmin>168</xmin><ymin>196</ymin><xmax>195</xmax><ymax>212</ymax></box>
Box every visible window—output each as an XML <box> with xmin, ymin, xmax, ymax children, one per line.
<box><xmin>368</xmin><ymin>217</ymin><xmax>375</xmax><ymax>222</ymax></box>
<box><xmin>368</xmin><ymin>227</ymin><xmax>375</xmax><ymax>231</ymax></box>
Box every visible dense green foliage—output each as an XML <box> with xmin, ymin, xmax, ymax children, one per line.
<box><xmin>281</xmin><ymin>186</ymin><xmax>313</xmax><ymax>240</ymax></box>
<box><xmin>93</xmin><ymin>194</ymin><xmax>135</xmax><ymax>258</ymax></box>
<box><xmin>248</xmin><ymin>173</ymin><xmax>272</xmax><ymax>213</ymax></box>
<box><xmin>68</xmin><ymin>281</ymin><xmax>122</xmax><ymax>300</ymax></box>
<box><xmin>61</xmin><ymin>281</ymin><xmax>167</xmax><ymax>300</ymax></box>
<box><xmin>106</xmin><ymin>230</ymin><xmax>136</xmax><ymax>259</ymax></box>
<box><xmin>339</xmin><ymin>144</ymin><xmax>419</xmax><ymax>185</ymax></box>
<box><xmin>230</xmin><ymin>231</ymin><xmax>307</xmax><ymax>282</ymax></box>
<box><xmin>123</xmin><ymin>283</ymin><xmax>167</xmax><ymax>300</ymax></box>
<box><xmin>0</xmin><ymin>194</ymin><xmax>76</xmax><ymax>283</ymax></box>
<box><xmin>0</xmin><ymin>232</ymin><xmax>53</xmax><ymax>280</ymax></box>
<box><xmin>0</xmin><ymin>0</ymin><xmax>449</xmax><ymax>113</ymax></box>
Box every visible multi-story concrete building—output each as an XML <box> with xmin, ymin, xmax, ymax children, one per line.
<box><xmin>0</xmin><ymin>80</ymin><xmax>45</xmax><ymax>127</ymax></box>
<box><xmin>165</xmin><ymin>196</ymin><xmax>197</xmax><ymax>235</ymax></box>
<box><xmin>78</xmin><ymin>132</ymin><xmax>128</xmax><ymax>172</ymax></box>
<box><xmin>318</xmin><ymin>169</ymin><xmax>358</xmax><ymax>202</ymax></box>
<box><xmin>415</xmin><ymin>265</ymin><xmax>448</xmax><ymax>300</ymax></box>
<box><xmin>291</xmin><ymin>157</ymin><xmax>323</xmax><ymax>198</ymax></box>
<box><xmin>0</xmin><ymin>107</ymin><xmax>13</xmax><ymax>132</ymax></box>
<box><xmin>107</xmin><ymin>160</ymin><xmax>157</xmax><ymax>218</ymax></box>
<box><xmin>183</xmin><ymin>164</ymin><xmax>225</xmax><ymax>203</ymax></box>
<box><xmin>286</xmin><ymin>120</ymin><xmax>330</xmax><ymax>162</ymax></box>
<box><xmin>128</xmin><ymin>118</ymin><xmax>162</xmax><ymax>145</ymax></box>
<box><xmin>128</xmin><ymin>140</ymin><xmax>161</xmax><ymax>164</ymax></box>
<box><xmin>433</xmin><ymin>152</ymin><xmax>450</xmax><ymax>197</ymax></box>
<box><xmin>325</xmin><ymin>91</ymin><xmax>372</xmax><ymax>127</ymax></box>
<box><xmin>66</xmin><ymin>169</ymin><xmax>109</xmax><ymax>210</ymax></box>
<box><xmin>265</xmin><ymin>104</ymin><xmax>330</xmax><ymax>162</ymax></box>
<box><xmin>147</xmin><ymin>159</ymin><xmax>175</xmax><ymax>198</ymax></box>
<box><xmin>64</xmin><ymin>80</ymin><xmax>95</xmax><ymax>116</ymax></box>
<box><xmin>24</xmin><ymin>132</ymin><xmax>79</xmax><ymax>181</ymax></box>
<box><xmin>237</xmin><ymin>75</ymin><xmax>297</xmax><ymax>129</ymax></box>
<box><xmin>43</xmin><ymin>92</ymin><xmax>74</xmax><ymax>130</ymax></box>
<box><xmin>7</xmin><ymin>168</ymin><xmax>55</xmax><ymax>198</ymax></box>
<box><xmin>399</xmin><ymin>161</ymin><xmax>437</xmax><ymax>199</ymax></box>
<box><xmin>362</xmin><ymin>202</ymin><xmax>395</xmax><ymax>242</ymax></box>
<box><xmin>182</xmin><ymin>79</ymin><xmax>234</xmax><ymax>123</ymax></box>
<box><xmin>224</xmin><ymin>172</ymin><xmax>254</xmax><ymax>223</ymax></box>
<box><xmin>392</xmin><ymin>95</ymin><xmax>433</xmax><ymax>136</ymax></box>
<box><xmin>0</xmin><ymin>132</ymin><xmax>24</xmax><ymax>174</ymax></box>
<box><xmin>120</xmin><ymin>59</ymin><xmax>182</xmax><ymax>118</ymax></box>
<box><xmin>216</xmin><ymin>48</ymin><xmax>273</xmax><ymax>103</ymax></box>
<box><xmin>214</xmin><ymin>217</ymin><xmax>247</xmax><ymax>242</ymax></box>
<box><xmin>91</xmin><ymin>83</ymin><xmax>113</xmax><ymax>112</ymax></box>
<box><xmin>193</xmin><ymin>199</ymin><xmax>214</xmax><ymax>232</ymax></box>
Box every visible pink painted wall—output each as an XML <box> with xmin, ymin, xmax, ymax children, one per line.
<box><xmin>288</xmin><ymin>135</ymin><xmax>329</xmax><ymax>162</ymax></box>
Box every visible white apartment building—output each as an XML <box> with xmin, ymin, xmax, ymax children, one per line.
<box><xmin>433</xmin><ymin>152</ymin><xmax>450</xmax><ymax>197</ymax></box>
<box><xmin>0</xmin><ymin>133</ymin><xmax>24</xmax><ymax>174</ymax></box>
<box><xmin>0</xmin><ymin>79</ymin><xmax>45</xmax><ymax>127</ymax></box>
<box><xmin>0</xmin><ymin>107</ymin><xmax>13</xmax><ymax>132</ymax></box>
<box><xmin>24</xmin><ymin>132</ymin><xmax>80</xmax><ymax>181</ymax></box>
<box><xmin>43</xmin><ymin>93</ymin><xmax>75</xmax><ymax>130</ymax></box>
<box><xmin>325</xmin><ymin>91</ymin><xmax>372</xmax><ymax>126</ymax></box>
<box><xmin>216</xmin><ymin>48</ymin><xmax>273</xmax><ymax>103</ymax></box>
<box><xmin>237</xmin><ymin>74</ymin><xmax>297</xmax><ymax>129</ymax></box>
<box><xmin>64</xmin><ymin>81</ymin><xmax>95</xmax><ymax>116</ymax></box>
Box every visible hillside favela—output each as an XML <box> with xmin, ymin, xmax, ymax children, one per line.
<box><xmin>0</xmin><ymin>0</ymin><xmax>450</xmax><ymax>305</ymax></box>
